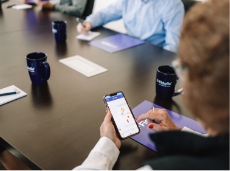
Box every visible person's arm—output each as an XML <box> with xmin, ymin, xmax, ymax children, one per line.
<box><xmin>73</xmin><ymin>137</ymin><xmax>119</xmax><ymax>170</ymax></box>
<box><xmin>162</xmin><ymin>0</ymin><xmax>185</xmax><ymax>53</ymax></box>
<box><xmin>73</xmin><ymin>111</ymin><xmax>154</xmax><ymax>170</ymax></box>
<box><xmin>73</xmin><ymin>111</ymin><xmax>121</xmax><ymax>170</ymax></box>
<box><xmin>53</xmin><ymin>0</ymin><xmax>87</xmax><ymax>16</ymax></box>
<box><xmin>85</xmin><ymin>0</ymin><xmax>123</xmax><ymax>28</ymax></box>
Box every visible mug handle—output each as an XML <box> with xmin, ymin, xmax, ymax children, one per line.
<box><xmin>42</xmin><ymin>61</ymin><xmax>50</xmax><ymax>81</ymax></box>
<box><xmin>173</xmin><ymin>88</ymin><xmax>183</xmax><ymax>97</ymax></box>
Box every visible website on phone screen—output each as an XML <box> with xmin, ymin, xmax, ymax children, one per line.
<box><xmin>105</xmin><ymin>92</ymin><xmax>139</xmax><ymax>138</ymax></box>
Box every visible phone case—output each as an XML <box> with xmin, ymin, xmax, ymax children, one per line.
<box><xmin>103</xmin><ymin>91</ymin><xmax>140</xmax><ymax>140</ymax></box>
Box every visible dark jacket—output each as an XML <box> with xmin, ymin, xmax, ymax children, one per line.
<box><xmin>145</xmin><ymin>131</ymin><xmax>229</xmax><ymax>170</ymax></box>
<box><xmin>54</xmin><ymin>0</ymin><xmax>87</xmax><ymax>17</ymax></box>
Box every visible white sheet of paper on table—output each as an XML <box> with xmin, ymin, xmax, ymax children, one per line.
<box><xmin>76</xmin><ymin>32</ymin><xmax>100</xmax><ymax>41</ymax></box>
<box><xmin>59</xmin><ymin>55</ymin><xmax>107</xmax><ymax>77</ymax></box>
<box><xmin>12</xmin><ymin>4</ymin><xmax>32</xmax><ymax>10</ymax></box>
<box><xmin>0</xmin><ymin>85</ymin><xmax>27</xmax><ymax>105</ymax></box>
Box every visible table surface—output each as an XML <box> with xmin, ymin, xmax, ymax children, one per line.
<box><xmin>0</xmin><ymin>1</ymin><xmax>193</xmax><ymax>170</ymax></box>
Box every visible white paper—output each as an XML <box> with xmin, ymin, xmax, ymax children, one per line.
<box><xmin>12</xmin><ymin>4</ymin><xmax>32</xmax><ymax>10</ymax></box>
<box><xmin>0</xmin><ymin>85</ymin><xmax>27</xmax><ymax>106</ymax></box>
<box><xmin>59</xmin><ymin>55</ymin><xmax>107</xmax><ymax>77</ymax></box>
<box><xmin>76</xmin><ymin>31</ymin><xmax>100</xmax><ymax>41</ymax></box>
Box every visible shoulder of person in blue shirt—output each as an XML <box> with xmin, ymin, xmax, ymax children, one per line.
<box><xmin>85</xmin><ymin>0</ymin><xmax>185</xmax><ymax>53</ymax></box>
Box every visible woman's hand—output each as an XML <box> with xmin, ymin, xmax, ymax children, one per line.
<box><xmin>100</xmin><ymin>110</ymin><xmax>121</xmax><ymax>149</ymax></box>
<box><xmin>136</xmin><ymin>108</ymin><xmax>181</xmax><ymax>131</ymax></box>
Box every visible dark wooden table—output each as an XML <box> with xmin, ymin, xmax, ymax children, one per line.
<box><xmin>0</xmin><ymin>1</ymin><xmax>193</xmax><ymax>170</ymax></box>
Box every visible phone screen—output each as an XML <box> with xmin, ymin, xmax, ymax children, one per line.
<box><xmin>104</xmin><ymin>92</ymin><xmax>139</xmax><ymax>139</ymax></box>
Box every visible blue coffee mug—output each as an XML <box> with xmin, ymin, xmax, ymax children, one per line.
<box><xmin>156</xmin><ymin>65</ymin><xmax>182</xmax><ymax>100</ymax></box>
<box><xmin>52</xmin><ymin>20</ymin><xmax>67</xmax><ymax>43</ymax></box>
<box><xmin>26</xmin><ymin>52</ymin><xmax>50</xmax><ymax>85</ymax></box>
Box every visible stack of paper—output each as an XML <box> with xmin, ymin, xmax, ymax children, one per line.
<box><xmin>12</xmin><ymin>4</ymin><xmax>32</xmax><ymax>10</ymax></box>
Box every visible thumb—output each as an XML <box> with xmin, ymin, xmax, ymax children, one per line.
<box><xmin>104</xmin><ymin>110</ymin><xmax>112</xmax><ymax>123</ymax></box>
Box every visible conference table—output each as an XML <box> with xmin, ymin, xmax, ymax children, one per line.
<box><xmin>0</xmin><ymin>1</ymin><xmax>193</xmax><ymax>170</ymax></box>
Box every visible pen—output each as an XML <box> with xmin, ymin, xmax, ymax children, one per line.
<box><xmin>6</xmin><ymin>4</ymin><xmax>16</xmax><ymax>8</ymax></box>
<box><xmin>76</xmin><ymin>18</ymin><xmax>86</xmax><ymax>28</ymax></box>
<box><xmin>0</xmin><ymin>89</ymin><xmax>20</xmax><ymax>96</ymax></box>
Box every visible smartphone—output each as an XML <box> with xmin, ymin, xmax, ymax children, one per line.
<box><xmin>103</xmin><ymin>91</ymin><xmax>140</xmax><ymax>139</ymax></box>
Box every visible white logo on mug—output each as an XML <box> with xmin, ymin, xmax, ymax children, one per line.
<box><xmin>157</xmin><ymin>79</ymin><xmax>172</xmax><ymax>87</ymax></box>
<box><xmin>27</xmin><ymin>66</ymin><xmax>35</xmax><ymax>73</ymax></box>
<box><xmin>52</xmin><ymin>29</ymin><xmax>57</xmax><ymax>34</ymax></box>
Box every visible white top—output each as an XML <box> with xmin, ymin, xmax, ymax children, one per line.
<box><xmin>73</xmin><ymin>137</ymin><xmax>119</xmax><ymax>170</ymax></box>
<box><xmin>73</xmin><ymin>127</ymin><xmax>208</xmax><ymax>170</ymax></box>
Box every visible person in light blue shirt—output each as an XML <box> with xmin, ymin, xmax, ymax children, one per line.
<box><xmin>77</xmin><ymin>0</ymin><xmax>184</xmax><ymax>53</ymax></box>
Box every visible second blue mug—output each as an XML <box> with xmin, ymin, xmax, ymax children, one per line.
<box><xmin>52</xmin><ymin>20</ymin><xmax>67</xmax><ymax>43</ymax></box>
<box><xmin>26</xmin><ymin>52</ymin><xmax>50</xmax><ymax>85</ymax></box>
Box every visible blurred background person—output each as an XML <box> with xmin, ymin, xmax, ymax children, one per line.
<box><xmin>23</xmin><ymin>0</ymin><xmax>87</xmax><ymax>17</ymax></box>
<box><xmin>77</xmin><ymin>0</ymin><xmax>184</xmax><ymax>53</ymax></box>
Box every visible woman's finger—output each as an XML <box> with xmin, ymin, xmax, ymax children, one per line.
<box><xmin>104</xmin><ymin>110</ymin><xmax>112</xmax><ymax>123</ymax></box>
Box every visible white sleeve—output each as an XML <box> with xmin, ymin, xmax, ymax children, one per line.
<box><xmin>137</xmin><ymin>165</ymin><xmax>153</xmax><ymax>170</ymax></box>
<box><xmin>182</xmin><ymin>127</ymin><xmax>208</xmax><ymax>137</ymax></box>
<box><xmin>73</xmin><ymin>137</ymin><xmax>120</xmax><ymax>170</ymax></box>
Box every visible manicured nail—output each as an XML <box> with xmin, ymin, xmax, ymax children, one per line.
<box><xmin>148</xmin><ymin>124</ymin><xmax>154</xmax><ymax>129</ymax></box>
<box><xmin>135</xmin><ymin>118</ymin><xmax>138</xmax><ymax>121</ymax></box>
<box><xmin>106</xmin><ymin>110</ymin><xmax>108</xmax><ymax>114</ymax></box>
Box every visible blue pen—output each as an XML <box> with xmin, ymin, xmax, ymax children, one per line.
<box><xmin>0</xmin><ymin>89</ymin><xmax>20</xmax><ymax>96</ymax></box>
<box><xmin>6</xmin><ymin>4</ymin><xmax>16</xmax><ymax>8</ymax></box>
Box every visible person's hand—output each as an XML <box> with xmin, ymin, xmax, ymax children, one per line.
<box><xmin>136</xmin><ymin>108</ymin><xmax>181</xmax><ymax>132</ymax></box>
<box><xmin>76</xmin><ymin>22</ymin><xmax>92</xmax><ymax>35</ymax></box>
<box><xmin>41</xmin><ymin>2</ymin><xmax>54</xmax><ymax>9</ymax></box>
<box><xmin>100</xmin><ymin>110</ymin><xmax>121</xmax><ymax>149</ymax></box>
<box><xmin>35</xmin><ymin>0</ymin><xmax>54</xmax><ymax>9</ymax></box>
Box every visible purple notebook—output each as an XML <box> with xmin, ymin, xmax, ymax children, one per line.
<box><xmin>131</xmin><ymin>100</ymin><xmax>206</xmax><ymax>151</ymax></box>
<box><xmin>89</xmin><ymin>34</ymin><xmax>145</xmax><ymax>53</ymax></box>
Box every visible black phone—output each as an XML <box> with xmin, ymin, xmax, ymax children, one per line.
<box><xmin>103</xmin><ymin>91</ymin><xmax>140</xmax><ymax>139</ymax></box>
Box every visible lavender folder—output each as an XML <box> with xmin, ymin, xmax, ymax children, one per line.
<box><xmin>88</xmin><ymin>34</ymin><xmax>145</xmax><ymax>53</ymax></box>
<box><xmin>131</xmin><ymin>100</ymin><xmax>206</xmax><ymax>152</ymax></box>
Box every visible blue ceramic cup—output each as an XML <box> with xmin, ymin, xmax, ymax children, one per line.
<box><xmin>26</xmin><ymin>52</ymin><xmax>50</xmax><ymax>85</ymax></box>
<box><xmin>156</xmin><ymin>65</ymin><xmax>182</xmax><ymax>100</ymax></box>
<box><xmin>52</xmin><ymin>20</ymin><xmax>67</xmax><ymax>43</ymax></box>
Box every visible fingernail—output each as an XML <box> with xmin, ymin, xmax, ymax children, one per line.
<box><xmin>148</xmin><ymin>124</ymin><xmax>154</xmax><ymax>129</ymax></box>
<box><xmin>135</xmin><ymin>118</ymin><xmax>138</xmax><ymax>121</ymax></box>
<box><xmin>106</xmin><ymin>110</ymin><xmax>108</xmax><ymax>114</ymax></box>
